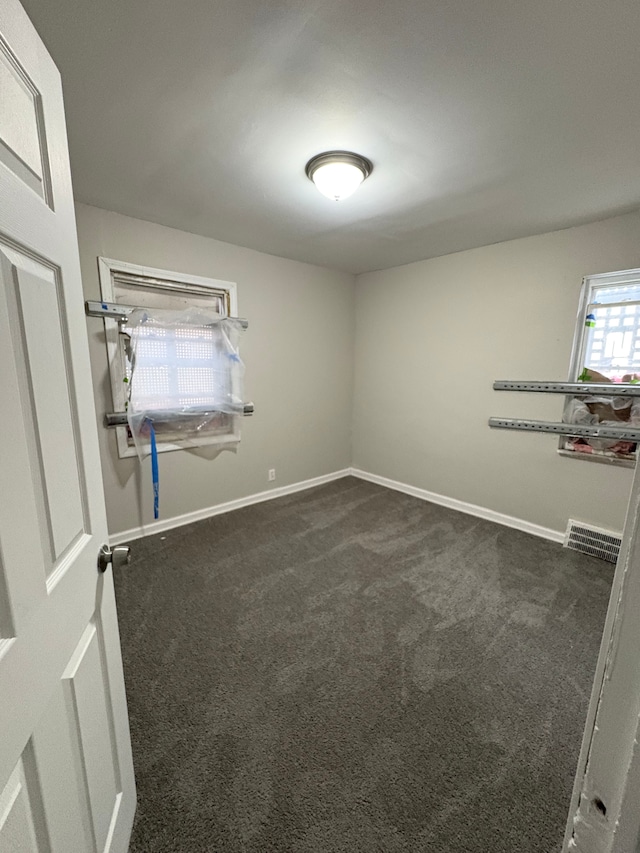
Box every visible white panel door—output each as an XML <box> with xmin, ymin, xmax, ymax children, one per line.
<box><xmin>0</xmin><ymin>2</ymin><xmax>136</xmax><ymax>852</ymax></box>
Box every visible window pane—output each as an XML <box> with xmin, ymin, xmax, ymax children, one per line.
<box><xmin>584</xmin><ymin>302</ymin><xmax>640</xmax><ymax>381</ymax></box>
<box><xmin>566</xmin><ymin>270</ymin><xmax>640</xmax><ymax>462</ymax></box>
<box><xmin>590</xmin><ymin>281</ymin><xmax>640</xmax><ymax>306</ymax></box>
<box><xmin>126</xmin><ymin>321</ymin><xmax>235</xmax><ymax>412</ymax></box>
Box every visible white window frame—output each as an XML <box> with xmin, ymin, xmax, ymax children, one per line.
<box><xmin>98</xmin><ymin>257</ymin><xmax>239</xmax><ymax>459</ymax></box>
<box><xmin>561</xmin><ymin>267</ymin><xmax>640</xmax><ymax>468</ymax></box>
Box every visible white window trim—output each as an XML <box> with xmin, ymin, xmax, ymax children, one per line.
<box><xmin>97</xmin><ymin>257</ymin><xmax>239</xmax><ymax>459</ymax></box>
<box><xmin>559</xmin><ymin>267</ymin><xmax>640</xmax><ymax>468</ymax></box>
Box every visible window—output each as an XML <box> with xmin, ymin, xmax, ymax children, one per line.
<box><xmin>564</xmin><ymin>268</ymin><xmax>640</xmax><ymax>465</ymax></box>
<box><xmin>98</xmin><ymin>258</ymin><xmax>239</xmax><ymax>458</ymax></box>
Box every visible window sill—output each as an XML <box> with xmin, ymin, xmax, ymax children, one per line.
<box><xmin>557</xmin><ymin>448</ymin><xmax>635</xmax><ymax>469</ymax></box>
<box><xmin>113</xmin><ymin>424</ymin><xmax>239</xmax><ymax>458</ymax></box>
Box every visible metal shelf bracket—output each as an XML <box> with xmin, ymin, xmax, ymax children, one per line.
<box><xmin>493</xmin><ymin>380</ymin><xmax>640</xmax><ymax>397</ymax></box>
<box><xmin>85</xmin><ymin>300</ymin><xmax>248</xmax><ymax>329</ymax></box>
<box><xmin>489</xmin><ymin>417</ymin><xmax>640</xmax><ymax>441</ymax></box>
<box><xmin>105</xmin><ymin>404</ymin><xmax>254</xmax><ymax>427</ymax></box>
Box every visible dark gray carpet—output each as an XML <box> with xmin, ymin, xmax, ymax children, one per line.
<box><xmin>113</xmin><ymin>476</ymin><xmax>613</xmax><ymax>853</ymax></box>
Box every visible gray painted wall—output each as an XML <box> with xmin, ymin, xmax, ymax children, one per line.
<box><xmin>79</xmin><ymin>202</ymin><xmax>640</xmax><ymax>539</ymax></box>
<box><xmin>76</xmin><ymin>203</ymin><xmax>355</xmax><ymax>536</ymax></box>
<box><xmin>352</xmin><ymin>212</ymin><xmax>640</xmax><ymax>534</ymax></box>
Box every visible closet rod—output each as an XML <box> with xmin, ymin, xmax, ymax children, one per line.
<box><xmin>493</xmin><ymin>380</ymin><xmax>640</xmax><ymax>396</ymax></box>
<box><xmin>85</xmin><ymin>300</ymin><xmax>249</xmax><ymax>329</ymax></box>
<box><xmin>488</xmin><ymin>417</ymin><xmax>640</xmax><ymax>441</ymax></box>
<box><xmin>105</xmin><ymin>404</ymin><xmax>254</xmax><ymax>427</ymax></box>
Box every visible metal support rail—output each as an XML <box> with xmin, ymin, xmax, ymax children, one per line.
<box><xmin>489</xmin><ymin>418</ymin><xmax>640</xmax><ymax>441</ymax></box>
<box><xmin>85</xmin><ymin>300</ymin><xmax>249</xmax><ymax>330</ymax></box>
<box><xmin>493</xmin><ymin>380</ymin><xmax>640</xmax><ymax>397</ymax></box>
<box><xmin>105</xmin><ymin>404</ymin><xmax>254</xmax><ymax>427</ymax></box>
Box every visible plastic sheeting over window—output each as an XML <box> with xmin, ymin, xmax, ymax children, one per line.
<box><xmin>125</xmin><ymin>307</ymin><xmax>245</xmax><ymax>458</ymax></box>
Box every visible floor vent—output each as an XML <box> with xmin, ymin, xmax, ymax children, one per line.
<box><xmin>564</xmin><ymin>520</ymin><xmax>622</xmax><ymax>563</ymax></box>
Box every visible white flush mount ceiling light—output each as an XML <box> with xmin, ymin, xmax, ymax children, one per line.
<box><xmin>305</xmin><ymin>151</ymin><xmax>373</xmax><ymax>201</ymax></box>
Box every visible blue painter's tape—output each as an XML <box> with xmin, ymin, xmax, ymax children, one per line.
<box><xmin>149</xmin><ymin>421</ymin><xmax>159</xmax><ymax>519</ymax></box>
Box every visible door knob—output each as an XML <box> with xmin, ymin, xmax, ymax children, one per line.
<box><xmin>98</xmin><ymin>544</ymin><xmax>131</xmax><ymax>573</ymax></box>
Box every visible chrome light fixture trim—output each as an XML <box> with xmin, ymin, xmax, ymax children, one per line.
<box><xmin>305</xmin><ymin>150</ymin><xmax>373</xmax><ymax>182</ymax></box>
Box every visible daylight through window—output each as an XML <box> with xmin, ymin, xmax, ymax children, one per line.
<box><xmin>98</xmin><ymin>257</ymin><xmax>239</xmax><ymax>459</ymax></box>
<box><xmin>564</xmin><ymin>269</ymin><xmax>640</xmax><ymax>464</ymax></box>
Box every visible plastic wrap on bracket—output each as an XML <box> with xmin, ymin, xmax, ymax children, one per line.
<box><xmin>125</xmin><ymin>307</ymin><xmax>245</xmax><ymax>459</ymax></box>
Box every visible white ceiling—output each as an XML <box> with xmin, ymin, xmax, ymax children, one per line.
<box><xmin>22</xmin><ymin>0</ymin><xmax>640</xmax><ymax>274</ymax></box>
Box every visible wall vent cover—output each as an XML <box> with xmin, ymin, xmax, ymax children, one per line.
<box><xmin>564</xmin><ymin>519</ymin><xmax>622</xmax><ymax>563</ymax></box>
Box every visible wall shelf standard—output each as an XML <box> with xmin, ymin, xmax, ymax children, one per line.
<box><xmin>85</xmin><ymin>300</ymin><xmax>249</xmax><ymax>329</ymax></box>
<box><xmin>493</xmin><ymin>380</ymin><xmax>640</xmax><ymax>397</ymax></box>
<box><xmin>488</xmin><ymin>417</ymin><xmax>640</xmax><ymax>442</ymax></box>
<box><xmin>490</xmin><ymin>380</ymin><xmax>640</xmax><ymax>441</ymax></box>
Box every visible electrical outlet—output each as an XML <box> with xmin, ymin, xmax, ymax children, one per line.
<box><xmin>268</xmin><ymin>468</ymin><xmax>276</xmax><ymax>482</ymax></box>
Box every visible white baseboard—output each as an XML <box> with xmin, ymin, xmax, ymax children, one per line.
<box><xmin>109</xmin><ymin>468</ymin><xmax>351</xmax><ymax>545</ymax></box>
<box><xmin>110</xmin><ymin>465</ymin><xmax>564</xmax><ymax>546</ymax></box>
<box><xmin>349</xmin><ymin>468</ymin><xmax>564</xmax><ymax>544</ymax></box>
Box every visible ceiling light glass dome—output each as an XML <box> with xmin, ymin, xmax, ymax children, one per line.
<box><xmin>305</xmin><ymin>151</ymin><xmax>373</xmax><ymax>201</ymax></box>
